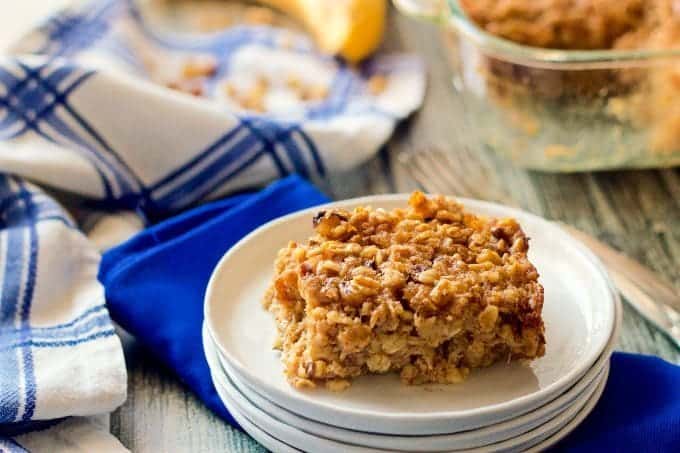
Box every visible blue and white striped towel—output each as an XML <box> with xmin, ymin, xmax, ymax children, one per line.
<box><xmin>2</xmin><ymin>0</ymin><xmax>424</xmax><ymax>218</ymax></box>
<box><xmin>0</xmin><ymin>0</ymin><xmax>424</xmax><ymax>450</ymax></box>
<box><xmin>0</xmin><ymin>175</ymin><xmax>127</xmax><ymax>451</ymax></box>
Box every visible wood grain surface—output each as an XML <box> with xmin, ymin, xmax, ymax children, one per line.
<box><xmin>111</xmin><ymin>8</ymin><xmax>680</xmax><ymax>452</ymax></box>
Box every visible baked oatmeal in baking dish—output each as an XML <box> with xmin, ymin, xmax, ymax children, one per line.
<box><xmin>263</xmin><ymin>192</ymin><xmax>545</xmax><ymax>390</ymax></box>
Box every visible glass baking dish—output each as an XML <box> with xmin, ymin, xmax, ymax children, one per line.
<box><xmin>394</xmin><ymin>0</ymin><xmax>680</xmax><ymax>172</ymax></box>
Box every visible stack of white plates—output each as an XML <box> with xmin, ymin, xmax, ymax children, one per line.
<box><xmin>203</xmin><ymin>195</ymin><xmax>622</xmax><ymax>452</ymax></box>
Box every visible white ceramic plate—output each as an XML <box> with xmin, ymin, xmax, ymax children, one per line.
<box><xmin>222</xmin><ymin>365</ymin><xmax>607</xmax><ymax>453</ymax></box>
<box><xmin>211</xmin><ymin>304</ymin><xmax>616</xmax><ymax>452</ymax></box>
<box><xmin>208</xmin><ymin>364</ymin><xmax>301</xmax><ymax>453</ymax></box>
<box><xmin>205</xmin><ymin>195</ymin><xmax>618</xmax><ymax>434</ymax></box>
<box><xmin>206</xmin><ymin>322</ymin><xmax>613</xmax><ymax>451</ymax></box>
<box><xmin>526</xmin><ymin>368</ymin><xmax>609</xmax><ymax>452</ymax></box>
<box><xmin>205</xmin><ymin>324</ymin><xmax>610</xmax><ymax>453</ymax></box>
<box><xmin>210</xmin><ymin>295</ymin><xmax>621</xmax><ymax>450</ymax></box>
<box><xmin>215</xmin><ymin>368</ymin><xmax>607</xmax><ymax>453</ymax></box>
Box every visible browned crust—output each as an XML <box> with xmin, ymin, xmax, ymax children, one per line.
<box><xmin>264</xmin><ymin>192</ymin><xmax>546</xmax><ymax>390</ymax></box>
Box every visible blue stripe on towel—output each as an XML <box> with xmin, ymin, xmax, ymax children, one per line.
<box><xmin>16</xmin><ymin>60</ymin><xmax>142</xmax><ymax>196</ymax></box>
<box><xmin>9</xmin><ymin>329</ymin><xmax>116</xmax><ymax>350</ymax></box>
<box><xmin>0</xmin><ymin>312</ymin><xmax>112</xmax><ymax>347</ymax></box>
<box><xmin>239</xmin><ymin>118</ymin><xmax>288</xmax><ymax>174</ymax></box>
<box><xmin>155</xmin><ymin>129</ymin><xmax>264</xmax><ymax>210</ymax></box>
<box><xmin>37</xmin><ymin>0</ymin><xmax>119</xmax><ymax>57</ymax></box>
<box><xmin>149</xmin><ymin>124</ymin><xmax>247</xmax><ymax>196</ymax></box>
<box><xmin>5</xmin><ymin>305</ymin><xmax>106</xmax><ymax>336</ymax></box>
<box><xmin>0</xmin><ymin>178</ymin><xmax>25</xmax><ymax>424</ymax></box>
<box><xmin>184</xmin><ymin>145</ymin><xmax>271</xmax><ymax>207</ymax></box>
<box><xmin>0</xmin><ymin>191</ymin><xmax>75</xmax><ymax>230</ymax></box>
<box><xmin>0</xmin><ymin>60</ymin><xmax>142</xmax><ymax>204</ymax></box>
<box><xmin>291</xmin><ymin>126</ymin><xmax>325</xmax><ymax>176</ymax></box>
<box><xmin>15</xmin><ymin>181</ymin><xmax>38</xmax><ymax>422</ymax></box>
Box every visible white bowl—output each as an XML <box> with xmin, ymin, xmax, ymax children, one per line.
<box><xmin>205</xmin><ymin>195</ymin><xmax>618</xmax><ymax>434</ymax></box>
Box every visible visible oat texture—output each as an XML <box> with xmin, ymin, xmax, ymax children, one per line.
<box><xmin>461</xmin><ymin>0</ymin><xmax>647</xmax><ymax>50</ymax></box>
<box><xmin>263</xmin><ymin>192</ymin><xmax>546</xmax><ymax>390</ymax></box>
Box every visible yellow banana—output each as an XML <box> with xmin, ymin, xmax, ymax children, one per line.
<box><xmin>258</xmin><ymin>0</ymin><xmax>387</xmax><ymax>62</ymax></box>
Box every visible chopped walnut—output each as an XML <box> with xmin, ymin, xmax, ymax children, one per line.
<box><xmin>166</xmin><ymin>78</ymin><xmax>205</xmax><ymax>97</ymax></box>
<box><xmin>223</xmin><ymin>81</ymin><xmax>238</xmax><ymax>99</ymax></box>
<box><xmin>181</xmin><ymin>56</ymin><xmax>218</xmax><ymax>79</ymax></box>
<box><xmin>300</xmin><ymin>84</ymin><xmax>329</xmax><ymax>102</ymax></box>
<box><xmin>224</xmin><ymin>76</ymin><xmax>270</xmax><ymax>112</ymax></box>
<box><xmin>286</xmin><ymin>74</ymin><xmax>303</xmax><ymax>92</ymax></box>
<box><xmin>367</xmin><ymin>74</ymin><xmax>388</xmax><ymax>95</ymax></box>
<box><xmin>244</xmin><ymin>6</ymin><xmax>275</xmax><ymax>25</ymax></box>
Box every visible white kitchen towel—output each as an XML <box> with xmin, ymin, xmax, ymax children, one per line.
<box><xmin>0</xmin><ymin>0</ymin><xmax>424</xmax><ymax>449</ymax></box>
<box><xmin>2</xmin><ymin>0</ymin><xmax>425</xmax><ymax>219</ymax></box>
<box><xmin>4</xmin><ymin>416</ymin><xmax>128</xmax><ymax>453</ymax></box>
<box><xmin>0</xmin><ymin>175</ymin><xmax>127</xmax><ymax>448</ymax></box>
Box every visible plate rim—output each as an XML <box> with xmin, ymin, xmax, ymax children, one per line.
<box><xmin>205</xmin><ymin>194</ymin><xmax>619</xmax><ymax>426</ymax></box>
<box><xmin>209</xmin><ymin>360</ymin><xmax>301</xmax><ymax>453</ymax></box>
<box><xmin>206</xmin><ymin>322</ymin><xmax>613</xmax><ymax>449</ymax></box>
<box><xmin>210</xmin><ymin>298</ymin><xmax>618</xmax><ymax>443</ymax></box>
<box><xmin>205</xmin><ymin>323</ymin><xmax>610</xmax><ymax>453</ymax></box>
<box><xmin>524</xmin><ymin>365</ymin><xmax>609</xmax><ymax>452</ymax></box>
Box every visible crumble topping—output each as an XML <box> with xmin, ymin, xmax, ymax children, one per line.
<box><xmin>264</xmin><ymin>192</ymin><xmax>545</xmax><ymax>390</ymax></box>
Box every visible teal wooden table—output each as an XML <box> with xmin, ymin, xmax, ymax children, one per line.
<box><xmin>111</xmin><ymin>8</ymin><xmax>680</xmax><ymax>452</ymax></box>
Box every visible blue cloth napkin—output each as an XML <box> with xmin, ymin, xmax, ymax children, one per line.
<box><xmin>98</xmin><ymin>175</ymin><xmax>329</xmax><ymax>426</ymax></box>
<box><xmin>98</xmin><ymin>175</ymin><xmax>680</xmax><ymax>451</ymax></box>
<box><xmin>555</xmin><ymin>352</ymin><xmax>680</xmax><ymax>452</ymax></box>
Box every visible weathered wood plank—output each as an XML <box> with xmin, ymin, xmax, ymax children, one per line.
<box><xmin>110</xmin><ymin>332</ymin><xmax>267</xmax><ymax>453</ymax></box>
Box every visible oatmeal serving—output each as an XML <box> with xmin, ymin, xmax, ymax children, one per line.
<box><xmin>461</xmin><ymin>0</ymin><xmax>680</xmax><ymax>154</ymax></box>
<box><xmin>263</xmin><ymin>192</ymin><xmax>545</xmax><ymax>390</ymax></box>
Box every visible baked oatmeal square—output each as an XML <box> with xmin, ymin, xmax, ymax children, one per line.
<box><xmin>263</xmin><ymin>192</ymin><xmax>545</xmax><ymax>390</ymax></box>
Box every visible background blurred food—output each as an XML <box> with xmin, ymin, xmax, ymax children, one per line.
<box><xmin>136</xmin><ymin>0</ymin><xmax>388</xmax><ymax>112</ymax></box>
<box><xmin>461</xmin><ymin>0</ymin><xmax>680</xmax><ymax>53</ymax></box>
<box><xmin>154</xmin><ymin>0</ymin><xmax>386</xmax><ymax>62</ymax></box>
<box><xmin>457</xmin><ymin>0</ymin><xmax>680</xmax><ymax>161</ymax></box>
